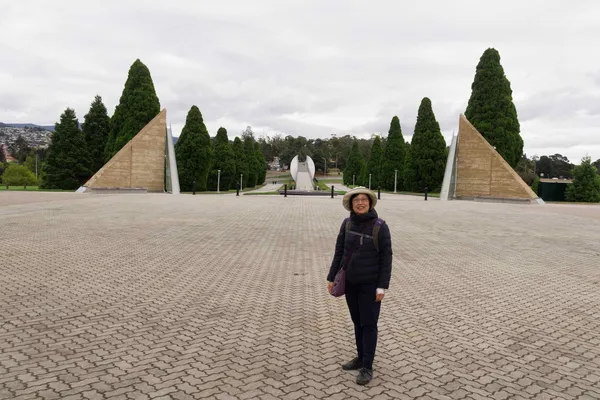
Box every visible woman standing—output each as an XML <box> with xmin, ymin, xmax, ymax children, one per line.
<box><xmin>327</xmin><ymin>187</ymin><xmax>393</xmax><ymax>385</ymax></box>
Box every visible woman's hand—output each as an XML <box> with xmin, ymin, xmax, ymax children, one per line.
<box><xmin>376</xmin><ymin>288</ymin><xmax>385</xmax><ymax>302</ymax></box>
<box><xmin>327</xmin><ymin>281</ymin><xmax>334</xmax><ymax>294</ymax></box>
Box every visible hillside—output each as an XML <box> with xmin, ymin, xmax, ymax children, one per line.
<box><xmin>0</xmin><ymin>124</ymin><xmax>52</xmax><ymax>150</ymax></box>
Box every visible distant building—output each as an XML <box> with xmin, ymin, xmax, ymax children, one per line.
<box><xmin>268</xmin><ymin>156</ymin><xmax>281</xmax><ymax>171</ymax></box>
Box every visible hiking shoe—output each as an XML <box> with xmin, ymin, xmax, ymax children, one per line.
<box><xmin>356</xmin><ymin>367</ymin><xmax>373</xmax><ymax>385</ymax></box>
<box><xmin>341</xmin><ymin>357</ymin><xmax>362</xmax><ymax>370</ymax></box>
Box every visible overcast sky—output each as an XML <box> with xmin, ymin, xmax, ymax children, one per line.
<box><xmin>1</xmin><ymin>0</ymin><xmax>599</xmax><ymax>163</ymax></box>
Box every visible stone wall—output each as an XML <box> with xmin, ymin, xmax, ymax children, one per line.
<box><xmin>456</xmin><ymin>115</ymin><xmax>536</xmax><ymax>200</ymax></box>
<box><xmin>83</xmin><ymin>109</ymin><xmax>167</xmax><ymax>192</ymax></box>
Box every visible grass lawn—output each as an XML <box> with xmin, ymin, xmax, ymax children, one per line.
<box><xmin>244</xmin><ymin>192</ymin><xmax>281</xmax><ymax>196</ymax></box>
<box><xmin>181</xmin><ymin>188</ymin><xmax>256</xmax><ymax>195</ymax></box>
<box><xmin>0</xmin><ymin>186</ymin><xmax>40</xmax><ymax>191</ymax></box>
<box><xmin>245</xmin><ymin>180</ymin><xmax>346</xmax><ymax>196</ymax></box>
<box><xmin>265</xmin><ymin>172</ymin><xmax>291</xmax><ymax>180</ymax></box>
<box><xmin>340</xmin><ymin>185</ymin><xmax>440</xmax><ymax>198</ymax></box>
<box><xmin>389</xmin><ymin>191</ymin><xmax>441</xmax><ymax>198</ymax></box>
<box><xmin>0</xmin><ymin>186</ymin><xmax>69</xmax><ymax>192</ymax></box>
<box><xmin>317</xmin><ymin>178</ymin><xmax>343</xmax><ymax>184</ymax></box>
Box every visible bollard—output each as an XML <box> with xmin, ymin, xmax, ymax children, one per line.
<box><xmin>331</xmin><ymin>185</ymin><xmax>334</xmax><ymax>198</ymax></box>
<box><xmin>424</xmin><ymin>186</ymin><xmax>428</xmax><ymax>201</ymax></box>
<box><xmin>378</xmin><ymin>186</ymin><xmax>381</xmax><ymax>200</ymax></box>
<box><xmin>192</xmin><ymin>180</ymin><xmax>196</xmax><ymax>195</ymax></box>
<box><xmin>284</xmin><ymin>184</ymin><xmax>288</xmax><ymax>197</ymax></box>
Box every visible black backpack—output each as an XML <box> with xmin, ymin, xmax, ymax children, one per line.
<box><xmin>344</xmin><ymin>217</ymin><xmax>385</xmax><ymax>252</ymax></box>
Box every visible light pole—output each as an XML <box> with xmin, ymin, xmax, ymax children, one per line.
<box><xmin>353</xmin><ymin>175</ymin><xmax>355</xmax><ymax>187</ymax></box>
<box><xmin>240</xmin><ymin>174</ymin><xmax>243</xmax><ymax>191</ymax></box>
<box><xmin>323</xmin><ymin>157</ymin><xmax>327</xmax><ymax>176</ymax></box>
<box><xmin>394</xmin><ymin>169</ymin><xmax>397</xmax><ymax>193</ymax></box>
<box><xmin>369</xmin><ymin>174</ymin><xmax>372</xmax><ymax>190</ymax></box>
<box><xmin>35</xmin><ymin>154</ymin><xmax>38</xmax><ymax>179</ymax></box>
<box><xmin>217</xmin><ymin>170</ymin><xmax>221</xmax><ymax>193</ymax></box>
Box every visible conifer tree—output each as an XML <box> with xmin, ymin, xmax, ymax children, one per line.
<box><xmin>566</xmin><ymin>156</ymin><xmax>600</xmax><ymax>202</ymax></box>
<box><xmin>233</xmin><ymin>137</ymin><xmax>249</xmax><ymax>188</ymax></box>
<box><xmin>366</xmin><ymin>136</ymin><xmax>384</xmax><ymax>189</ymax></box>
<box><xmin>405</xmin><ymin>98</ymin><xmax>447</xmax><ymax>192</ymax></box>
<box><xmin>254</xmin><ymin>141</ymin><xmax>267</xmax><ymax>186</ymax></box>
<box><xmin>105</xmin><ymin>59</ymin><xmax>160</xmax><ymax>160</ymax></box>
<box><xmin>82</xmin><ymin>95</ymin><xmax>110</xmax><ymax>174</ymax></box>
<box><xmin>382</xmin><ymin>116</ymin><xmax>407</xmax><ymax>190</ymax></box>
<box><xmin>174</xmin><ymin>106</ymin><xmax>212</xmax><ymax>192</ymax></box>
<box><xmin>207</xmin><ymin>127</ymin><xmax>236</xmax><ymax>191</ymax></box>
<box><xmin>243</xmin><ymin>132</ymin><xmax>258</xmax><ymax>187</ymax></box>
<box><xmin>42</xmin><ymin>108</ymin><xmax>91</xmax><ymax>190</ymax></box>
<box><xmin>344</xmin><ymin>140</ymin><xmax>366</xmax><ymax>187</ymax></box>
<box><xmin>465</xmin><ymin>48</ymin><xmax>523</xmax><ymax>168</ymax></box>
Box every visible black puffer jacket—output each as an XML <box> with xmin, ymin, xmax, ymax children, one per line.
<box><xmin>327</xmin><ymin>209</ymin><xmax>393</xmax><ymax>289</ymax></box>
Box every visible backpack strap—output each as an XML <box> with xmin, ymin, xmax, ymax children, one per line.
<box><xmin>345</xmin><ymin>217</ymin><xmax>385</xmax><ymax>252</ymax></box>
<box><xmin>344</xmin><ymin>218</ymin><xmax>351</xmax><ymax>236</ymax></box>
<box><xmin>372</xmin><ymin>218</ymin><xmax>385</xmax><ymax>252</ymax></box>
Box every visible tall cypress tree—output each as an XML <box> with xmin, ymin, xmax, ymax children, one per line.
<box><xmin>174</xmin><ymin>106</ymin><xmax>212</xmax><ymax>192</ymax></box>
<box><xmin>343</xmin><ymin>140</ymin><xmax>366</xmax><ymax>187</ymax></box>
<box><xmin>465</xmin><ymin>48</ymin><xmax>523</xmax><ymax>168</ymax></box>
<box><xmin>207</xmin><ymin>127</ymin><xmax>236</xmax><ymax>191</ymax></box>
<box><xmin>243</xmin><ymin>134</ymin><xmax>258</xmax><ymax>187</ymax></box>
<box><xmin>382</xmin><ymin>116</ymin><xmax>407</xmax><ymax>191</ymax></box>
<box><xmin>82</xmin><ymin>95</ymin><xmax>110</xmax><ymax>176</ymax></box>
<box><xmin>254</xmin><ymin>141</ymin><xmax>267</xmax><ymax>186</ymax></box>
<box><xmin>105</xmin><ymin>59</ymin><xmax>160</xmax><ymax>161</ymax></box>
<box><xmin>405</xmin><ymin>98</ymin><xmax>447</xmax><ymax>192</ymax></box>
<box><xmin>41</xmin><ymin>108</ymin><xmax>91</xmax><ymax>190</ymax></box>
<box><xmin>366</xmin><ymin>136</ymin><xmax>384</xmax><ymax>189</ymax></box>
<box><xmin>358</xmin><ymin>163</ymin><xmax>369</xmax><ymax>188</ymax></box>
<box><xmin>233</xmin><ymin>137</ymin><xmax>249</xmax><ymax>188</ymax></box>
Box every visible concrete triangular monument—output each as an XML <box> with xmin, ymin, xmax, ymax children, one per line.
<box><xmin>440</xmin><ymin>115</ymin><xmax>543</xmax><ymax>204</ymax></box>
<box><xmin>79</xmin><ymin>109</ymin><xmax>179</xmax><ymax>194</ymax></box>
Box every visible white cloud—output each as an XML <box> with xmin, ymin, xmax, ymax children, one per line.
<box><xmin>1</xmin><ymin>0</ymin><xmax>599</xmax><ymax>162</ymax></box>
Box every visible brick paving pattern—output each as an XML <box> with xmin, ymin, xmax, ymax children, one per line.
<box><xmin>1</xmin><ymin>192</ymin><xmax>599</xmax><ymax>400</ymax></box>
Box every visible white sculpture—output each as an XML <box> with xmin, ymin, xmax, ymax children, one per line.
<box><xmin>290</xmin><ymin>155</ymin><xmax>299</xmax><ymax>182</ymax></box>
<box><xmin>289</xmin><ymin>155</ymin><xmax>316</xmax><ymax>191</ymax></box>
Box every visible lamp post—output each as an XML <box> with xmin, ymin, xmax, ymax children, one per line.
<box><xmin>369</xmin><ymin>174</ymin><xmax>372</xmax><ymax>190</ymax></box>
<box><xmin>323</xmin><ymin>157</ymin><xmax>327</xmax><ymax>176</ymax></box>
<box><xmin>217</xmin><ymin>170</ymin><xmax>221</xmax><ymax>193</ymax></box>
<box><xmin>353</xmin><ymin>175</ymin><xmax>355</xmax><ymax>187</ymax></box>
<box><xmin>240</xmin><ymin>174</ymin><xmax>243</xmax><ymax>191</ymax></box>
<box><xmin>394</xmin><ymin>169</ymin><xmax>397</xmax><ymax>193</ymax></box>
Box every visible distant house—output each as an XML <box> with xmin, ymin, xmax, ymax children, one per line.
<box><xmin>268</xmin><ymin>156</ymin><xmax>281</xmax><ymax>171</ymax></box>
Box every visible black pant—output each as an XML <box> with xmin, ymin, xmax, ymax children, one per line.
<box><xmin>345</xmin><ymin>281</ymin><xmax>381</xmax><ymax>370</ymax></box>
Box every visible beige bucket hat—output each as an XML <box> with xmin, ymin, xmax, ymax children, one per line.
<box><xmin>342</xmin><ymin>186</ymin><xmax>377</xmax><ymax>212</ymax></box>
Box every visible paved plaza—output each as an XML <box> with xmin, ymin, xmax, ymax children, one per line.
<box><xmin>1</xmin><ymin>191</ymin><xmax>600</xmax><ymax>400</ymax></box>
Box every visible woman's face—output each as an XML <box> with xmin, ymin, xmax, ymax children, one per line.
<box><xmin>352</xmin><ymin>194</ymin><xmax>370</xmax><ymax>215</ymax></box>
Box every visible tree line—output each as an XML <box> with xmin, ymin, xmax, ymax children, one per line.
<box><xmin>2</xmin><ymin>49</ymin><xmax>599</xmax><ymax>201</ymax></box>
<box><xmin>339</xmin><ymin>98</ymin><xmax>448</xmax><ymax>192</ymax></box>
